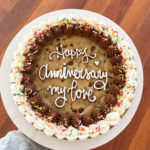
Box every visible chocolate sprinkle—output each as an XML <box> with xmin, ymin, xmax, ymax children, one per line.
<box><xmin>78</xmin><ymin>108</ymin><xmax>84</xmax><ymax>113</ymax></box>
<box><xmin>91</xmin><ymin>46</ymin><xmax>95</xmax><ymax>51</ymax></box>
<box><xmin>67</xmin><ymin>60</ymin><xmax>74</xmax><ymax>66</ymax></box>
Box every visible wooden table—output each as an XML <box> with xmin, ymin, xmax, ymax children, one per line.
<box><xmin>0</xmin><ymin>0</ymin><xmax>149</xmax><ymax>150</ymax></box>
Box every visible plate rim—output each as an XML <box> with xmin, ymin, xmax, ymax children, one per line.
<box><xmin>0</xmin><ymin>9</ymin><xmax>143</xmax><ymax>150</ymax></box>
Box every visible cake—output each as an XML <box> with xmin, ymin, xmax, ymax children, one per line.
<box><xmin>10</xmin><ymin>15</ymin><xmax>137</xmax><ymax>140</ymax></box>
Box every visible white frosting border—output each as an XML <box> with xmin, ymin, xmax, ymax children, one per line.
<box><xmin>10</xmin><ymin>15</ymin><xmax>137</xmax><ymax>141</ymax></box>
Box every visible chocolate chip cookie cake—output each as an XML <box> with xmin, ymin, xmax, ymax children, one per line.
<box><xmin>10</xmin><ymin>15</ymin><xmax>137</xmax><ymax>140</ymax></box>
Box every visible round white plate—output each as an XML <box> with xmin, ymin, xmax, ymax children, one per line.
<box><xmin>0</xmin><ymin>9</ymin><xmax>143</xmax><ymax>150</ymax></box>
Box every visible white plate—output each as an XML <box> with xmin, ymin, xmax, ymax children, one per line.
<box><xmin>0</xmin><ymin>9</ymin><xmax>143</xmax><ymax>150</ymax></box>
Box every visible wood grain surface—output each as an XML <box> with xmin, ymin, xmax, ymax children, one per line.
<box><xmin>0</xmin><ymin>0</ymin><xmax>149</xmax><ymax>150</ymax></box>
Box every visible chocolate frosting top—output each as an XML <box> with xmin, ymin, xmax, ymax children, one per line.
<box><xmin>109</xmin><ymin>84</ymin><xmax>120</xmax><ymax>95</ymax></box>
<box><xmin>70</xmin><ymin>114</ymin><xmax>81</xmax><ymax>128</ymax></box>
<box><xmin>113</xmin><ymin>65</ymin><xmax>125</xmax><ymax>75</ymax></box>
<box><xmin>106</xmin><ymin>44</ymin><xmax>118</xmax><ymax>57</ymax></box>
<box><xmin>105</xmin><ymin>94</ymin><xmax>117</xmax><ymax>107</ymax></box>
<box><xmin>58</xmin><ymin>113</ymin><xmax>70</xmax><ymax>127</ymax></box>
<box><xmin>99</xmin><ymin>103</ymin><xmax>107</xmax><ymax>115</ymax></box>
<box><xmin>113</xmin><ymin>75</ymin><xmax>125</xmax><ymax>87</ymax></box>
<box><xmin>111</xmin><ymin>55</ymin><xmax>123</xmax><ymax>65</ymax></box>
<box><xmin>82</xmin><ymin>114</ymin><xmax>93</xmax><ymax>126</ymax></box>
<box><xmin>91</xmin><ymin>108</ymin><xmax>102</xmax><ymax>121</ymax></box>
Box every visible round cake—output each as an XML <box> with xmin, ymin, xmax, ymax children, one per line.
<box><xmin>10</xmin><ymin>15</ymin><xmax>137</xmax><ymax>140</ymax></box>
